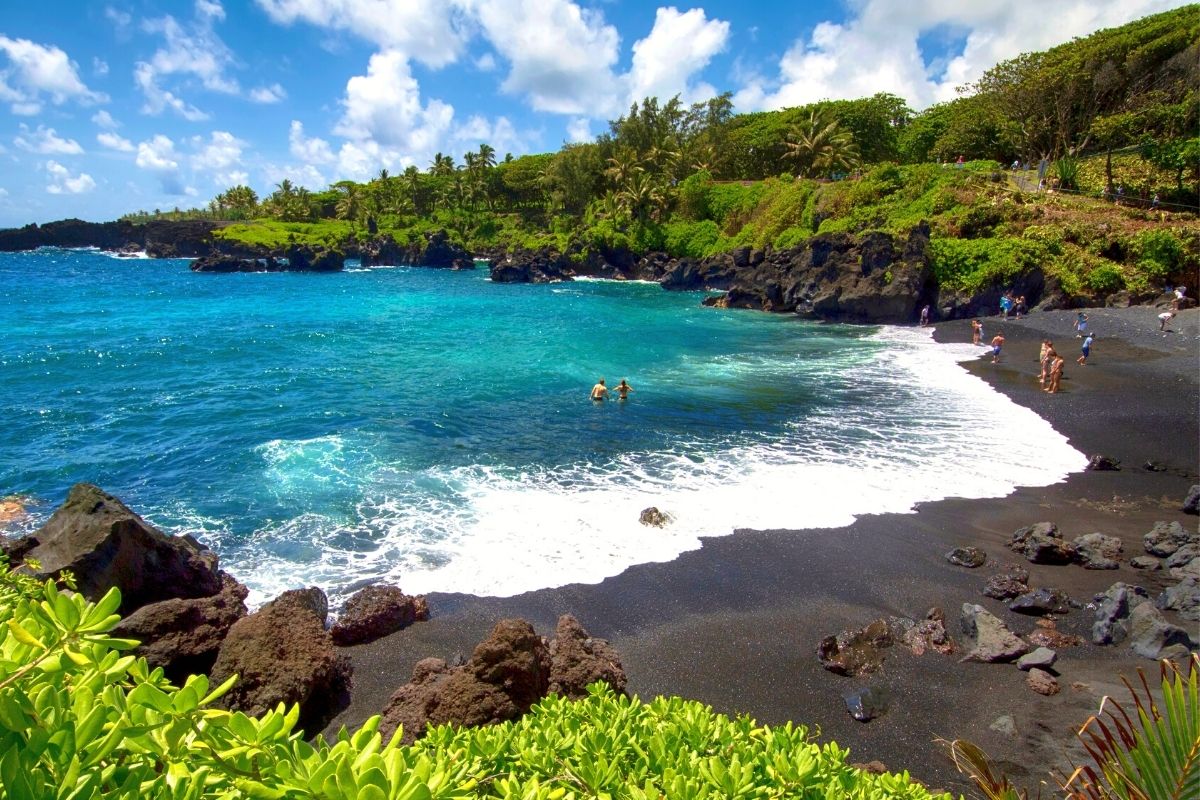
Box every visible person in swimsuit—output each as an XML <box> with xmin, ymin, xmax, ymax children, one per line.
<box><xmin>971</xmin><ymin>319</ymin><xmax>982</xmax><ymax>346</ymax></box>
<box><xmin>991</xmin><ymin>332</ymin><xmax>1005</xmax><ymax>363</ymax></box>
<box><xmin>590</xmin><ymin>378</ymin><xmax>609</xmax><ymax>401</ymax></box>
<box><xmin>615</xmin><ymin>378</ymin><xmax>634</xmax><ymax>400</ymax></box>
<box><xmin>1045</xmin><ymin>355</ymin><xmax>1065</xmax><ymax>393</ymax></box>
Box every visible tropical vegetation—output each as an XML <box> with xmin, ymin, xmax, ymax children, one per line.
<box><xmin>118</xmin><ymin>6</ymin><xmax>1198</xmax><ymax>301</ymax></box>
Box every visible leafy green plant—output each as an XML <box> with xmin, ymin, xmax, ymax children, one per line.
<box><xmin>1062</xmin><ymin>655</ymin><xmax>1199</xmax><ymax>800</ymax></box>
<box><xmin>1055</xmin><ymin>156</ymin><xmax>1081</xmax><ymax>191</ymax></box>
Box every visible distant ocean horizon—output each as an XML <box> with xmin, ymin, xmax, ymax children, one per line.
<box><xmin>0</xmin><ymin>248</ymin><xmax>1088</xmax><ymax>608</ymax></box>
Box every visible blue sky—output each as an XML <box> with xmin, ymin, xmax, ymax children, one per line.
<box><xmin>0</xmin><ymin>0</ymin><xmax>1190</xmax><ymax>226</ymax></box>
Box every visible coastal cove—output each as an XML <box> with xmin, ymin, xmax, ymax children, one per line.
<box><xmin>1</xmin><ymin>247</ymin><xmax>1089</xmax><ymax>608</ymax></box>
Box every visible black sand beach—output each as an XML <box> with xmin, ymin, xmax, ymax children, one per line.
<box><xmin>324</xmin><ymin>306</ymin><xmax>1199</xmax><ymax>794</ymax></box>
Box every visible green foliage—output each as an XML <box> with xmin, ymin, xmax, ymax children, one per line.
<box><xmin>1131</xmin><ymin>229</ymin><xmax>1184</xmax><ymax>284</ymax></box>
<box><xmin>662</xmin><ymin>220</ymin><xmax>721</xmax><ymax>258</ymax></box>
<box><xmin>0</xmin><ymin>559</ymin><xmax>948</xmax><ymax>800</ymax></box>
<box><xmin>1085</xmin><ymin>263</ymin><xmax>1126</xmax><ymax>294</ymax></box>
<box><xmin>1055</xmin><ymin>156</ymin><xmax>1082</xmax><ymax>190</ymax></box>
<box><xmin>216</xmin><ymin>220</ymin><xmax>356</xmax><ymax>250</ymax></box>
<box><xmin>929</xmin><ymin>236</ymin><xmax>1051</xmax><ymax>293</ymax></box>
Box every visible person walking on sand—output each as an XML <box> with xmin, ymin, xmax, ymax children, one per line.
<box><xmin>1045</xmin><ymin>355</ymin><xmax>1065</xmax><ymax>393</ymax></box>
<box><xmin>615</xmin><ymin>378</ymin><xmax>634</xmax><ymax>400</ymax></box>
<box><xmin>1159</xmin><ymin>310</ymin><xmax>1176</xmax><ymax>331</ymax></box>
<box><xmin>990</xmin><ymin>332</ymin><xmax>1005</xmax><ymax>363</ymax></box>
<box><xmin>919</xmin><ymin>305</ymin><xmax>931</xmax><ymax>327</ymax></box>
<box><xmin>1077</xmin><ymin>333</ymin><xmax>1093</xmax><ymax>365</ymax></box>
<box><xmin>971</xmin><ymin>319</ymin><xmax>982</xmax><ymax>345</ymax></box>
<box><xmin>1074</xmin><ymin>311</ymin><xmax>1089</xmax><ymax>337</ymax></box>
<box><xmin>590</xmin><ymin>378</ymin><xmax>609</xmax><ymax>401</ymax></box>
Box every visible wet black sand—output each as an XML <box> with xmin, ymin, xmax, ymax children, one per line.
<box><xmin>324</xmin><ymin>306</ymin><xmax>1198</xmax><ymax>794</ymax></box>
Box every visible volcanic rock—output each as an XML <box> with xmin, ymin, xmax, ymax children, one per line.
<box><xmin>25</xmin><ymin>483</ymin><xmax>222</xmax><ymax>615</ymax></box>
<box><xmin>1086</xmin><ymin>454</ymin><xmax>1120</xmax><ymax>471</ymax></box>
<box><xmin>113</xmin><ymin>573</ymin><xmax>248</xmax><ymax>683</ymax></box>
<box><xmin>898</xmin><ymin>608</ymin><xmax>957</xmax><ymax>656</ymax></box>
<box><xmin>1143</xmin><ymin>521</ymin><xmax>1195</xmax><ymax>557</ymax></box>
<box><xmin>330</xmin><ymin>585</ymin><xmax>430</xmax><ymax>646</ymax></box>
<box><xmin>1091</xmin><ymin>582</ymin><xmax>1150</xmax><ymax>645</ymax></box>
<box><xmin>1129</xmin><ymin>556</ymin><xmax>1162</xmax><ymax>570</ymax></box>
<box><xmin>546</xmin><ymin>614</ymin><xmax>627</xmax><ymax>698</ymax></box>
<box><xmin>1016</xmin><ymin>647</ymin><xmax>1057</xmax><ymax>671</ymax></box>
<box><xmin>209</xmin><ymin>587</ymin><xmax>350</xmax><ymax>733</ymax></box>
<box><xmin>191</xmin><ymin>255</ymin><xmax>281</xmax><ymax>272</ymax></box>
<box><xmin>1009</xmin><ymin>588</ymin><xmax>1073</xmax><ymax>616</ymax></box>
<box><xmin>843</xmin><ymin>686</ymin><xmax>891</xmax><ymax>722</ymax></box>
<box><xmin>946</xmin><ymin>547</ymin><xmax>986</xmax><ymax>568</ymax></box>
<box><xmin>1183</xmin><ymin>485</ymin><xmax>1199</xmax><ymax>514</ymax></box>
<box><xmin>1027</xmin><ymin>618</ymin><xmax>1083</xmax><ymax>649</ymax></box>
<box><xmin>489</xmin><ymin>248</ymin><xmax>573</xmax><ymax>283</ymax></box>
<box><xmin>1156</xmin><ymin>577</ymin><xmax>1200</xmax><ymax>621</ymax></box>
<box><xmin>817</xmin><ymin>619</ymin><xmax>892</xmax><ymax>676</ymax></box>
<box><xmin>639</xmin><ymin>507</ymin><xmax>673</xmax><ymax>527</ymax></box>
<box><xmin>1072</xmin><ymin>533</ymin><xmax>1123</xmax><ymax>570</ymax></box>
<box><xmin>1010</xmin><ymin>522</ymin><xmax>1076</xmax><ymax>565</ymax></box>
<box><xmin>1026</xmin><ymin>668</ymin><xmax>1060</xmax><ymax>695</ymax></box>
<box><xmin>959</xmin><ymin>604</ymin><xmax>1029</xmax><ymax>663</ymax></box>
<box><xmin>1127</xmin><ymin>602</ymin><xmax>1195</xmax><ymax>659</ymax></box>
<box><xmin>982</xmin><ymin>565</ymin><xmax>1031</xmax><ymax>600</ymax></box>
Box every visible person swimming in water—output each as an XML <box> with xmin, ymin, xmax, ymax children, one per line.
<box><xmin>615</xmin><ymin>378</ymin><xmax>634</xmax><ymax>400</ymax></box>
<box><xmin>590</xmin><ymin>378</ymin><xmax>609</xmax><ymax>401</ymax></box>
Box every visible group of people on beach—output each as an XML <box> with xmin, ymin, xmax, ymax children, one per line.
<box><xmin>999</xmin><ymin>292</ymin><xmax>1026</xmax><ymax>319</ymax></box>
<box><xmin>590</xmin><ymin>378</ymin><xmax>634</xmax><ymax>402</ymax></box>
<box><xmin>1038</xmin><ymin>340</ymin><xmax>1069</xmax><ymax>393</ymax></box>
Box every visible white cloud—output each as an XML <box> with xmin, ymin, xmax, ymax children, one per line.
<box><xmin>474</xmin><ymin>52</ymin><xmax>496</xmax><ymax>71</ymax></box>
<box><xmin>263</xmin><ymin>161</ymin><xmax>326</xmax><ymax>190</ymax></box>
<box><xmin>626</xmin><ymin>7</ymin><xmax>729</xmax><ymax>106</ymax></box>
<box><xmin>105</xmin><ymin>6</ymin><xmax>132</xmax><ymax>29</ymax></box>
<box><xmin>333</xmin><ymin>49</ymin><xmax>455</xmax><ymax>161</ymax></box>
<box><xmin>93</xmin><ymin>57</ymin><xmax>109</xmax><ymax>77</ymax></box>
<box><xmin>470</xmin><ymin>0</ymin><xmax>621</xmax><ymax>115</ymax></box>
<box><xmin>92</xmin><ymin>110</ymin><xmax>119</xmax><ymax>129</ymax></box>
<box><xmin>0</xmin><ymin>35</ymin><xmax>108</xmax><ymax>115</ymax></box>
<box><xmin>136</xmin><ymin>134</ymin><xmax>179</xmax><ymax>171</ymax></box>
<box><xmin>45</xmin><ymin>160</ymin><xmax>96</xmax><ymax>194</ymax></box>
<box><xmin>15</xmin><ymin>124</ymin><xmax>84</xmax><ymax>155</ymax></box>
<box><xmin>250</xmin><ymin>83</ymin><xmax>287</xmax><ymax>103</ymax></box>
<box><xmin>98</xmin><ymin>131</ymin><xmax>135</xmax><ymax>152</ymax></box>
<box><xmin>136</xmin><ymin>0</ymin><xmax>238</xmax><ymax>118</ymax></box>
<box><xmin>255</xmin><ymin>0</ymin><xmax>469</xmax><ymax>68</ymax></box>
<box><xmin>289</xmin><ymin>120</ymin><xmax>336</xmax><ymax>164</ymax></box>
<box><xmin>453</xmin><ymin>114</ymin><xmax>532</xmax><ymax>158</ymax></box>
<box><xmin>135</xmin><ymin>134</ymin><xmax>189</xmax><ymax>194</ymax></box>
<box><xmin>566</xmin><ymin>117</ymin><xmax>591</xmax><ymax>143</ymax></box>
<box><xmin>191</xmin><ymin>130</ymin><xmax>244</xmax><ymax>171</ymax></box>
<box><xmin>216</xmin><ymin>169</ymin><xmax>249</xmax><ymax>186</ymax></box>
<box><xmin>736</xmin><ymin>0</ymin><xmax>1192</xmax><ymax>111</ymax></box>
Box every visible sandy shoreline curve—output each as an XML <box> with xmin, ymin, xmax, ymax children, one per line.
<box><xmin>320</xmin><ymin>305</ymin><xmax>1197</xmax><ymax>794</ymax></box>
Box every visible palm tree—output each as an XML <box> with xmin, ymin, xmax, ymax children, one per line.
<box><xmin>784</xmin><ymin>110</ymin><xmax>860</xmax><ymax>178</ymax></box>
<box><xmin>477</xmin><ymin>143</ymin><xmax>496</xmax><ymax>169</ymax></box>
<box><xmin>617</xmin><ymin>171</ymin><xmax>667</xmax><ymax>224</ymax></box>
<box><xmin>605</xmin><ymin>149</ymin><xmax>642</xmax><ymax>190</ymax></box>
<box><xmin>429</xmin><ymin>153</ymin><xmax>456</xmax><ymax>176</ymax></box>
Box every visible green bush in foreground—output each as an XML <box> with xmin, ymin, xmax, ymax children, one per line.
<box><xmin>0</xmin><ymin>559</ymin><xmax>950</xmax><ymax>799</ymax></box>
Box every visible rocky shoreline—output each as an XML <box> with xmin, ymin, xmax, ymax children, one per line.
<box><xmin>2</xmin><ymin>308</ymin><xmax>1195</xmax><ymax>793</ymax></box>
<box><xmin>5</xmin><ymin>218</ymin><xmax>1191</xmax><ymax>324</ymax></box>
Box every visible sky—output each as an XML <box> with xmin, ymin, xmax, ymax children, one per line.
<box><xmin>0</xmin><ymin>0</ymin><xmax>1192</xmax><ymax>226</ymax></box>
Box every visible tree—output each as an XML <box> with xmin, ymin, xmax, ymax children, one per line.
<box><xmin>429</xmin><ymin>152</ymin><xmax>456</xmax><ymax>176</ymax></box>
<box><xmin>784</xmin><ymin>110</ymin><xmax>860</xmax><ymax>178</ymax></box>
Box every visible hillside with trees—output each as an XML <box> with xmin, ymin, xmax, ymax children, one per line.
<box><xmin>116</xmin><ymin>5</ymin><xmax>1196</xmax><ymax>301</ymax></box>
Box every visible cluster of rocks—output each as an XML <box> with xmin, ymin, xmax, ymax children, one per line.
<box><xmin>3</xmin><ymin>483</ymin><xmax>625</xmax><ymax>741</ymax></box>
<box><xmin>824</xmin><ymin>503</ymin><xmax>1198</xmax><ymax>722</ymax></box>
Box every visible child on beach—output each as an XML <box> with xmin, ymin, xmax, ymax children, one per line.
<box><xmin>972</xmin><ymin>319</ymin><xmax>983</xmax><ymax>345</ymax></box>
<box><xmin>919</xmin><ymin>305</ymin><xmax>931</xmax><ymax>327</ymax></box>
<box><xmin>1074</xmin><ymin>311</ymin><xmax>1088</xmax><ymax>337</ymax></box>
<box><xmin>1159</xmin><ymin>310</ymin><xmax>1176</xmax><ymax>331</ymax></box>
<box><xmin>1077</xmin><ymin>333</ymin><xmax>1093</xmax><ymax>365</ymax></box>
<box><xmin>990</xmin><ymin>332</ymin><xmax>1005</xmax><ymax>363</ymax></box>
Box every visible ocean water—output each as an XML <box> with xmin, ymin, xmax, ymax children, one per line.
<box><xmin>0</xmin><ymin>248</ymin><xmax>1087</xmax><ymax>607</ymax></box>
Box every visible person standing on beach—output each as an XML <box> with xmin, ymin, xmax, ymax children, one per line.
<box><xmin>1045</xmin><ymin>355</ymin><xmax>1065</xmax><ymax>393</ymax></box>
<box><xmin>990</xmin><ymin>332</ymin><xmax>1005</xmax><ymax>363</ymax></box>
<box><xmin>1039</xmin><ymin>340</ymin><xmax>1054</xmax><ymax>387</ymax></box>
<box><xmin>1077</xmin><ymin>333</ymin><xmax>1093</xmax><ymax>365</ymax></box>
<box><xmin>1074</xmin><ymin>311</ymin><xmax>1089</xmax><ymax>337</ymax></box>
<box><xmin>972</xmin><ymin>319</ymin><xmax>982</xmax><ymax>345</ymax></box>
<box><xmin>590</xmin><ymin>378</ymin><xmax>609</xmax><ymax>401</ymax></box>
<box><xmin>615</xmin><ymin>378</ymin><xmax>634</xmax><ymax>400</ymax></box>
<box><xmin>1000</xmin><ymin>294</ymin><xmax>1012</xmax><ymax>319</ymax></box>
<box><xmin>919</xmin><ymin>305</ymin><xmax>931</xmax><ymax>327</ymax></box>
<box><xmin>1159</xmin><ymin>310</ymin><xmax>1176</xmax><ymax>331</ymax></box>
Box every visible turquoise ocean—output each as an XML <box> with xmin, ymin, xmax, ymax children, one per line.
<box><xmin>0</xmin><ymin>248</ymin><xmax>1087</xmax><ymax>607</ymax></box>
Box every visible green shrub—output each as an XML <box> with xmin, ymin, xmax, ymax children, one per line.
<box><xmin>1131</xmin><ymin>228</ymin><xmax>1183</xmax><ymax>285</ymax></box>
<box><xmin>675</xmin><ymin>170</ymin><xmax>713</xmax><ymax>221</ymax></box>
<box><xmin>1085</xmin><ymin>263</ymin><xmax>1126</xmax><ymax>294</ymax></box>
<box><xmin>662</xmin><ymin>219</ymin><xmax>721</xmax><ymax>258</ymax></box>
<box><xmin>0</xmin><ymin>559</ymin><xmax>949</xmax><ymax>800</ymax></box>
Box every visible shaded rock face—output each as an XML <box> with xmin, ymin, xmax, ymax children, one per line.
<box><xmin>24</xmin><ymin>483</ymin><xmax>222</xmax><ymax>615</ymax></box>
<box><xmin>489</xmin><ymin>248</ymin><xmax>574</xmax><ymax>283</ymax></box>
<box><xmin>1184</xmin><ymin>485</ymin><xmax>1199</xmax><ymax>515</ymax></box>
<box><xmin>982</xmin><ymin>564</ymin><xmax>1030</xmax><ymax>600</ymax></box>
<box><xmin>209</xmin><ymin>587</ymin><xmax>351</xmax><ymax>734</ymax></box>
<box><xmin>959</xmin><ymin>604</ymin><xmax>1029</xmax><ymax>663</ymax></box>
<box><xmin>1127</xmin><ymin>603</ymin><xmax>1195</xmax><ymax>660</ymax></box>
<box><xmin>330</xmin><ymin>585</ymin><xmax>430</xmax><ymax>646</ymax></box>
<box><xmin>363</xmin><ymin>230</ymin><xmax>473</xmax><ymax>269</ymax></box>
<box><xmin>1092</xmin><ymin>582</ymin><xmax>1149</xmax><ymax>645</ymax></box>
<box><xmin>701</xmin><ymin>226</ymin><xmax>935</xmax><ymax>323</ymax></box>
<box><xmin>1010</xmin><ymin>522</ymin><xmax>1075</xmax><ymax>565</ymax></box>
<box><xmin>547</xmin><ymin>614</ymin><xmax>628</xmax><ymax>698</ymax></box>
<box><xmin>0</xmin><ymin>218</ymin><xmax>218</xmax><ymax>255</ymax></box>
<box><xmin>1157</xmin><ymin>577</ymin><xmax>1200</xmax><ymax>621</ymax></box>
<box><xmin>1009</xmin><ymin>588</ymin><xmax>1073</xmax><ymax>616</ymax></box>
<box><xmin>191</xmin><ymin>255</ymin><xmax>283</xmax><ymax>273</ymax></box>
<box><xmin>112</xmin><ymin>573</ymin><xmax>248</xmax><ymax>683</ymax></box>
<box><xmin>378</xmin><ymin>615</ymin><xmax>624</xmax><ymax>745</ymax></box>
<box><xmin>1086</xmin><ymin>454</ymin><xmax>1121</xmax><ymax>471</ymax></box>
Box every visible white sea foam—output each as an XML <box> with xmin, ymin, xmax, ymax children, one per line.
<box><xmin>201</xmin><ymin>326</ymin><xmax>1086</xmax><ymax>609</ymax></box>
